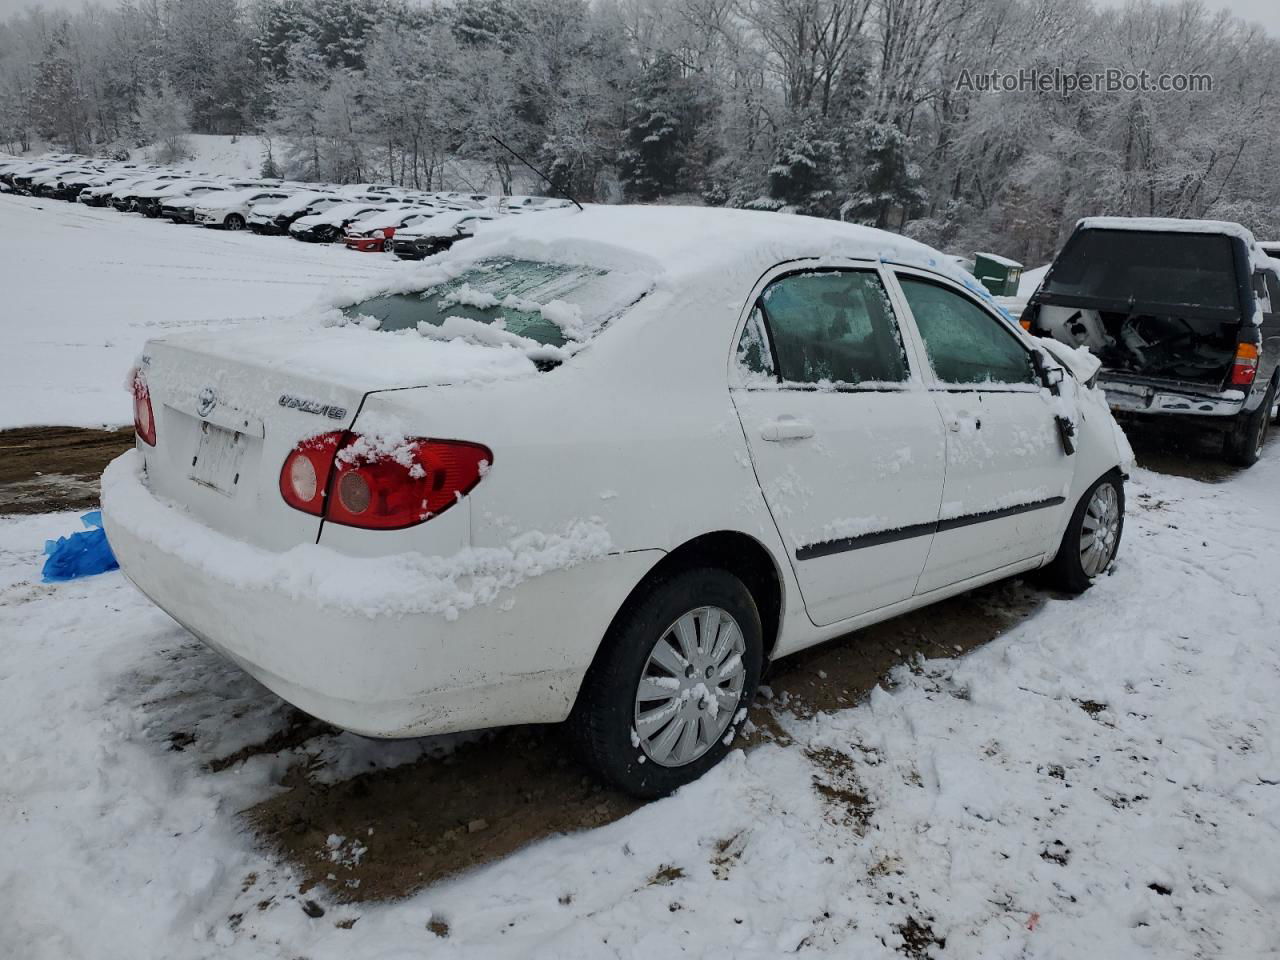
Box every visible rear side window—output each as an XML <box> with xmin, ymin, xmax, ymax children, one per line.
<box><xmin>898</xmin><ymin>277</ymin><xmax>1035</xmax><ymax>385</ymax></box>
<box><xmin>745</xmin><ymin>270</ymin><xmax>909</xmax><ymax>386</ymax></box>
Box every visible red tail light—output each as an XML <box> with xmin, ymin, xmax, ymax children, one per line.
<box><xmin>279</xmin><ymin>431</ymin><xmax>344</xmax><ymax>515</ymax></box>
<box><xmin>1230</xmin><ymin>342</ymin><xmax>1259</xmax><ymax>387</ymax></box>
<box><xmin>279</xmin><ymin>433</ymin><xmax>492</xmax><ymax>529</ymax></box>
<box><xmin>132</xmin><ymin>370</ymin><xmax>157</xmax><ymax>446</ymax></box>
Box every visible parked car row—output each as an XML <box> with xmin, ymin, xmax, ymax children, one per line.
<box><xmin>0</xmin><ymin>151</ymin><xmax>571</xmax><ymax>260</ymax></box>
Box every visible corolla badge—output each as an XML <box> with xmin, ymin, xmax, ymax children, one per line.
<box><xmin>196</xmin><ymin>386</ymin><xmax>218</xmax><ymax>418</ymax></box>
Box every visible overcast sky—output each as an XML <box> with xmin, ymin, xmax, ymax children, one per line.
<box><xmin>1</xmin><ymin>0</ymin><xmax>1276</xmax><ymax>35</ymax></box>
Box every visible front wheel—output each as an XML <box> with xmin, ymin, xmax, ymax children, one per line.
<box><xmin>1039</xmin><ymin>472</ymin><xmax>1125</xmax><ymax>594</ymax></box>
<box><xmin>224</xmin><ymin>213</ymin><xmax>245</xmax><ymax>231</ymax></box>
<box><xmin>569</xmin><ymin>568</ymin><xmax>763</xmax><ymax>799</ymax></box>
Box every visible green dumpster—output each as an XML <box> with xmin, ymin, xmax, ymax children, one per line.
<box><xmin>973</xmin><ymin>252</ymin><xmax>1023</xmax><ymax>296</ymax></box>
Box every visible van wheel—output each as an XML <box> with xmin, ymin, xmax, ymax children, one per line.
<box><xmin>569</xmin><ymin>568</ymin><xmax>762</xmax><ymax>799</ymax></box>
<box><xmin>1039</xmin><ymin>472</ymin><xmax>1124</xmax><ymax>594</ymax></box>
<box><xmin>1224</xmin><ymin>381</ymin><xmax>1274</xmax><ymax>467</ymax></box>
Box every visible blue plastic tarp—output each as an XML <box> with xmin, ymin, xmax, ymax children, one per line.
<box><xmin>42</xmin><ymin>511</ymin><xmax>119</xmax><ymax>582</ymax></box>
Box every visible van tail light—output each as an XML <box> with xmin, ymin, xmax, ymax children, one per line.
<box><xmin>279</xmin><ymin>433</ymin><xmax>492</xmax><ymax>529</ymax></box>
<box><xmin>1230</xmin><ymin>342</ymin><xmax>1259</xmax><ymax>387</ymax></box>
<box><xmin>131</xmin><ymin>369</ymin><xmax>157</xmax><ymax>446</ymax></box>
<box><xmin>279</xmin><ymin>431</ymin><xmax>345</xmax><ymax>515</ymax></box>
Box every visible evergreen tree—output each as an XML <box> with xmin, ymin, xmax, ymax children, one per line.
<box><xmin>618</xmin><ymin>54</ymin><xmax>697</xmax><ymax>201</ymax></box>
<box><xmin>842</xmin><ymin>118</ymin><xmax>927</xmax><ymax>229</ymax></box>
<box><xmin>760</xmin><ymin>116</ymin><xmax>843</xmax><ymax>217</ymax></box>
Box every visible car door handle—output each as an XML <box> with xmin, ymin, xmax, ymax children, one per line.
<box><xmin>760</xmin><ymin>417</ymin><xmax>815</xmax><ymax>441</ymax></box>
<box><xmin>948</xmin><ymin>416</ymin><xmax>981</xmax><ymax>432</ymax></box>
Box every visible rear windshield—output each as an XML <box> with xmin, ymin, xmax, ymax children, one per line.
<box><xmin>341</xmin><ymin>258</ymin><xmax>642</xmax><ymax>348</ymax></box>
<box><xmin>1043</xmin><ymin>229</ymin><xmax>1239</xmax><ymax>311</ymax></box>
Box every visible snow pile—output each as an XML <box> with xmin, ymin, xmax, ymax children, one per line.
<box><xmin>1019</xmin><ymin>264</ymin><xmax>1050</xmax><ymax>298</ymax></box>
<box><xmin>101</xmin><ymin>450</ymin><xmax>612</xmax><ymax>620</ymax></box>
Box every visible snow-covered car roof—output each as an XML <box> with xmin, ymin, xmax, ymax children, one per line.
<box><xmin>197</xmin><ymin>185</ymin><xmax>289</xmax><ymax>208</ymax></box>
<box><xmin>254</xmin><ymin>191</ymin><xmax>339</xmax><ymax>216</ymax></box>
<box><xmin>346</xmin><ymin>205</ymin><xmax>426</xmax><ymax>232</ymax></box>
<box><xmin>438</xmin><ymin>205</ymin><xmax>981</xmax><ymax>291</ymax></box>
<box><xmin>294</xmin><ymin>202</ymin><xmax>385</xmax><ymax>226</ymax></box>
<box><xmin>394</xmin><ymin>209</ymin><xmax>490</xmax><ymax>238</ymax></box>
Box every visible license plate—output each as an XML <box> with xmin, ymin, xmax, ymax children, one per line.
<box><xmin>190</xmin><ymin>422</ymin><xmax>247</xmax><ymax>496</ymax></box>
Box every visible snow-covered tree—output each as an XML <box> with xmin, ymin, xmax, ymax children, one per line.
<box><xmin>619</xmin><ymin>53</ymin><xmax>699</xmax><ymax>200</ymax></box>
<box><xmin>759</xmin><ymin>115</ymin><xmax>843</xmax><ymax>216</ymax></box>
<box><xmin>843</xmin><ymin>118</ymin><xmax>927</xmax><ymax>229</ymax></box>
<box><xmin>136</xmin><ymin>79</ymin><xmax>190</xmax><ymax>162</ymax></box>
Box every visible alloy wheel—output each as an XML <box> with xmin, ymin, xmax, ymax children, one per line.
<box><xmin>1079</xmin><ymin>482</ymin><xmax>1120</xmax><ymax>577</ymax></box>
<box><xmin>633</xmin><ymin>606</ymin><xmax>747</xmax><ymax>768</ymax></box>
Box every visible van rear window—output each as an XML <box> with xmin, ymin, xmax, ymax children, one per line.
<box><xmin>1043</xmin><ymin>230</ymin><xmax>1239</xmax><ymax>311</ymax></box>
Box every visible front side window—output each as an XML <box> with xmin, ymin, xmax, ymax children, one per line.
<box><xmin>898</xmin><ymin>276</ymin><xmax>1035</xmax><ymax>386</ymax></box>
<box><xmin>743</xmin><ymin>270</ymin><xmax>909</xmax><ymax>386</ymax></box>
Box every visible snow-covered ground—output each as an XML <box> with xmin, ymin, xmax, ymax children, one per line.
<box><xmin>131</xmin><ymin>133</ymin><xmax>267</xmax><ymax>179</ymax></box>
<box><xmin>0</xmin><ymin>193</ymin><xmax>395</xmax><ymax>429</ymax></box>
<box><xmin>3</xmin><ymin>442</ymin><xmax>1278</xmax><ymax>958</ymax></box>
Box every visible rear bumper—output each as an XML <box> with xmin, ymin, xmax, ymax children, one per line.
<box><xmin>1101</xmin><ymin>377</ymin><xmax>1244</xmax><ymax>419</ymax></box>
<box><xmin>101</xmin><ymin>451</ymin><xmax>656</xmax><ymax>738</ymax></box>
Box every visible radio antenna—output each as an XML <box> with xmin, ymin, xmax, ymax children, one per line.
<box><xmin>489</xmin><ymin>134</ymin><xmax>583</xmax><ymax>212</ymax></box>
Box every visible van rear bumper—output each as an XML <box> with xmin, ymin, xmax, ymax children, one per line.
<box><xmin>1101</xmin><ymin>377</ymin><xmax>1245</xmax><ymax>418</ymax></box>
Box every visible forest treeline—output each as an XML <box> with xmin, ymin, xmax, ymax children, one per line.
<box><xmin>3</xmin><ymin>0</ymin><xmax>1278</xmax><ymax>261</ymax></box>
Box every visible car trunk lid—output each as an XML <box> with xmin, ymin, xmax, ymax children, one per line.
<box><xmin>136</xmin><ymin>322</ymin><xmax>542</xmax><ymax>551</ymax></box>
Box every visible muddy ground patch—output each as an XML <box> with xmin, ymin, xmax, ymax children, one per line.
<box><xmin>0</xmin><ymin>426</ymin><xmax>133</xmax><ymax>515</ymax></box>
<box><xmin>242</xmin><ymin>577</ymin><xmax>1044</xmax><ymax>905</ymax></box>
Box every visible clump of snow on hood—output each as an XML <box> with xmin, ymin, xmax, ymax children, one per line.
<box><xmin>102</xmin><ymin>450</ymin><xmax>612</xmax><ymax>620</ymax></box>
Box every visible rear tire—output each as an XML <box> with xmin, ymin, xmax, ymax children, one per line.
<box><xmin>1039</xmin><ymin>472</ymin><xmax>1125</xmax><ymax>594</ymax></box>
<box><xmin>569</xmin><ymin>568</ymin><xmax>763</xmax><ymax>799</ymax></box>
<box><xmin>1223</xmin><ymin>380</ymin><xmax>1274</xmax><ymax>467</ymax></box>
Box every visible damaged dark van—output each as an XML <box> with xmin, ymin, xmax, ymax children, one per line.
<box><xmin>1024</xmin><ymin>217</ymin><xmax>1280</xmax><ymax>466</ymax></box>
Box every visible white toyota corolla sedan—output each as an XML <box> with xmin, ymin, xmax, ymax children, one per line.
<box><xmin>102</xmin><ymin>206</ymin><xmax>1132</xmax><ymax>797</ymax></box>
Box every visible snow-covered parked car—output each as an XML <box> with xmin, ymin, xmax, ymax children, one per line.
<box><xmin>247</xmin><ymin>192</ymin><xmax>343</xmax><ymax>235</ymax></box>
<box><xmin>288</xmin><ymin>202</ymin><xmax>384</xmax><ymax>242</ymax></box>
<box><xmin>194</xmin><ymin>186</ymin><xmax>294</xmax><ymax>230</ymax></box>
<box><xmin>111</xmin><ymin>174</ymin><xmax>186</xmax><ymax>211</ymax></box>
<box><xmin>389</xmin><ymin>209</ymin><xmax>493</xmax><ymax>260</ymax></box>
<box><xmin>1025</xmin><ymin>217</ymin><xmax>1280</xmax><ymax>466</ymax></box>
<box><xmin>133</xmin><ymin>179</ymin><xmax>220</xmax><ymax>218</ymax></box>
<box><xmin>79</xmin><ymin>175</ymin><xmax>148</xmax><ymax>206</ymax></box>
<box><xmin>102</xmin><ymin>206</ymin><xmax>1132</xmax><ymax>798</ymax></box>
<box><xmin>342</xmin><ymin>205</ymin><xmax>438</xmax><ymax>252</ymax></box>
